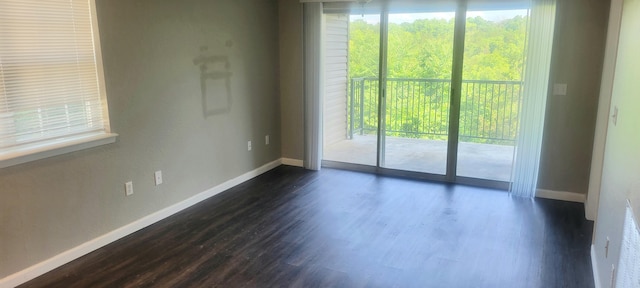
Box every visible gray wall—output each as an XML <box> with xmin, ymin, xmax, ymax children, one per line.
<box><xmin>279</xmin><ymin>0</ymin><xmax>610</xmax><ymax>195</ymax></box>
<box><xmin>0</xmin><ymin>0</ymin><xmax>280</xmax><ymax>278</ymax></box>
<box><xmin>592</xmin><ymin>0</ymin><xmax>640</xmax><ymax>285</ymax></box>
<box><xmin>538</xmin><ymin>0</ymin><xmax>609</xmax><ymax>194</ymax></box>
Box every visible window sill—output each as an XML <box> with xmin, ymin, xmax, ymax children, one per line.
<box><xmin>0</xmin><ymin>132</ymin><xmax>118</xmax><ymax>169</ymax></box>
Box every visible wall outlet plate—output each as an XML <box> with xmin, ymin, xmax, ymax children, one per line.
<box><xmin>125</xmin><ymin>181</ymin><xmax>133</xmax><ymax>196</ymax></box>
<box><xmin>155</xmin><ymin>171</ymin><xmax>163</xmax><ymax>186</ymax></box>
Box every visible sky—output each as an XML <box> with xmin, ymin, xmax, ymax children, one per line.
<box><xmin>352</xmin><ymin>10</ymin><xmax>528</xmax><ymax>24</ymax></box>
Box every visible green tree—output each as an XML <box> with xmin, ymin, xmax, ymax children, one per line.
<box><xmin>348</xmin><ymin>14</ymin><xmax>528</xmax><ymax>144</ymax></box>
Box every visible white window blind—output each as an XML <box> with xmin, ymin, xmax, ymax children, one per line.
<box><xmin>0</xmin><ymin>0</ymin><xmax>109</xmax><ymax>152</ymax></box>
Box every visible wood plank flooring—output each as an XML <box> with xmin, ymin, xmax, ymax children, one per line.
<box><xmin>20</xmin><ymin>166</ymin><xmax>594</xmax><ymax>288</ymax></box>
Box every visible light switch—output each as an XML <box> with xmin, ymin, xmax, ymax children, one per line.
<box><xmin>553</xmin><ymin>83</ymin><xmax>567</xmax><ymax>96</ymax></box>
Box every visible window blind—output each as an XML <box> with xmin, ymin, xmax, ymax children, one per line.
<box><xmin>0</xmin><ymin>0</ymin><xmax>107</xmax><ymax>150</ymax></box>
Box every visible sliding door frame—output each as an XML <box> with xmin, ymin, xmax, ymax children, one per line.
<box><xmin>321</xmin><ymin>1</ymin><xmax>511</xmax><ymax>191</ymax></box>
<box><xmin>377</xmin><ymin>8</ymin><xmax>389</xmax><ymax>168</ymax></box>
<box><xmin>446</xmin><ymin>0</ymin><xmax>467</xmax><ymax>183</ymax></box>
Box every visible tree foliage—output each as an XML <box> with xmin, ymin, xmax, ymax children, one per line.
<box><xmin>348</xmin><ymin>15</ymin><xmax>528</xmax><ymax>144</ymax></box>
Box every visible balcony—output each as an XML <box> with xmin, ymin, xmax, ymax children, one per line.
<box><xmin>323</xmin><ymin>78</ymin><xmax>523</xmax><ymax>182</ymax></box>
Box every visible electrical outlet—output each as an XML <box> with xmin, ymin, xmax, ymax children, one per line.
<box><xmin>265</xmin><ymin>135</ymin><xmax>270</xmax><ymax>145</ymax></box>
<box><xmin>248</xmin><ymin>140</ymin><xmax>252</xmax><ymax>151</ymax></box>
<box><xmin>155</xmin><ymin>171</ymin><xmax>163</xmax><ymax>186</ymax></box>
<box><xmin>125</xmin><ymin>181</ymin><xmax>133</xmax><ymax>196</ymax></box>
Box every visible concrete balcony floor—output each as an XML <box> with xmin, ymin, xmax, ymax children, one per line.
<box><xmin>323</xmin><ymin>134</ymin><xmax>514</xmax><ymax>182</ymax></box>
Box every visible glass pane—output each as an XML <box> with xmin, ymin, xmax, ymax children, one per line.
<box><xmin>457</xmin><ymin>9</ymin><xmax>529</xmax><ymax>181</ymax></box>
<box><xmin>382</xmin><ymin>11</ymin><xmax>455</xmax><ymax>175</ymax></box>
<box><xmin>322</xmin><ymin>13</ymin><xmax>380</xmax><ymax>166</ymax></box>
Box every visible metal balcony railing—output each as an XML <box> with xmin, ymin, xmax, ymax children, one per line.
<box><xmin>349</xmin><ymin>77</ymin><xmax>523</xmax><ymax>145</ymax></box>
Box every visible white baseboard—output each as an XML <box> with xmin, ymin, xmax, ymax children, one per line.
<box><xmin>536</xmin><ymin>189</ymin><xmax>586</xmax><ymax>203</ymax></box>
<box><xmin>281</xmin><ymin>158</ymin><xmax>304</xmax><ymax>167</ymax></box>
<box><xmin>591</xmin><ymin>245</ymin><xmax>602</xmax><ymax>288</ymax></box>
<box><xmin>0</xmin><ymin>159</ymin><xmax>282</xmax><ymax>288</ymax></box>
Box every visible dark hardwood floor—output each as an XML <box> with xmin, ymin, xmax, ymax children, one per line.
<box><xmin>20</xmin><ymin>166</ymin><xmax>594</xmax><ymax>288</ymax></box>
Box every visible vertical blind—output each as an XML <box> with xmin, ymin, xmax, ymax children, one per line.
<box><xmin>510</xmin><ymin>0</ymin><xmax>556</xmax><ymax>197</ymax></box>
<box><xmin>303</xmin><ymin>2</ymin><xmax>324</xmax><ymax>170</ymax></box>
<box><xmin>0</xmin><ymin>0</ymin><xmax>106</xmax><ymax>150</ymax></box>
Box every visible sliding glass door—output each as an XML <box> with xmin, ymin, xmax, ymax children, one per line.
<box><xmin>381</xmin><ymin>11</ymin><xmax>456</xmax><ymax>175</ymax></box>
<box><xmin>322</xmin><ymin>12</ymin><xmax>380</xmax><ymax>167</ymax></box>
<box><xmin>321</xmin><ymin>1</ymin><xmax>532</xmax><ymax>187</ymax></box>
<box><xmin>456</xmin><ymin>8</ymin><xmax>529</xmax><ymax>182</ymax></box>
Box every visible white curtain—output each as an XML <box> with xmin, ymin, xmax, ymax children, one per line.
<box><xmin>510</xmin><ymin>0</ymin><xmax>557</xmax><ymax>197</ymax></box>
<box><xmin>303</xmin><ymin>2</ymin><xmax>324</xmax><ymax>170</ymax></box>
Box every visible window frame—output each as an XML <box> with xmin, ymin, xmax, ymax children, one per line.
<box><xmin>0</xmin><ymin>0</ymin><xmax>117</xmax><ymax>169</ymax></box>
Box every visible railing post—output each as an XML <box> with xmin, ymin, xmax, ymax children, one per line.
<box><xmin>360</xmin><ymin>78</ymin><xmax>365</xmax><ymax>135</ymax></box>
<box><xmin>349</xmin><ymin>78</ymin><xmax>355</xmax><ymax>139</ymax></box>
